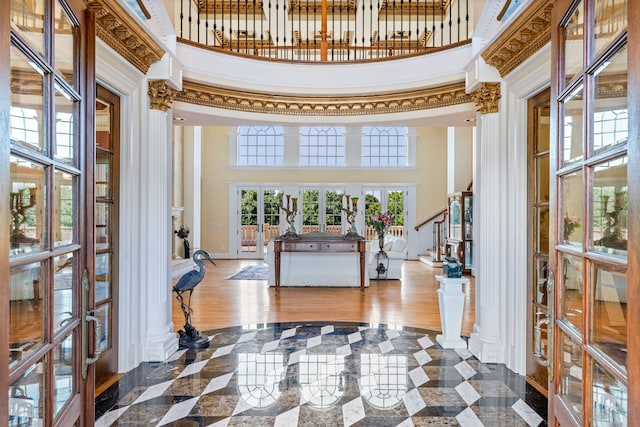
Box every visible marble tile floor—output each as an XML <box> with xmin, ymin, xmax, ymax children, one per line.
<box><xmin>95</xmin><ymin>322</ymin><xmax>547</xmax><ymax>426</ymax></box>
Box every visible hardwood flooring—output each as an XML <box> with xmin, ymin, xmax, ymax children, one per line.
<box><xmin>171</xmin><ymin>259</ymin><xmax>475</xmax><ymax>336</ymax></box>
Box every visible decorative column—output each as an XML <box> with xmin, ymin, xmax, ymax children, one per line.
<box><xmin>468</xmin><ymin>82</ymin><xmax>505</xmax><ymax>363</ymax></box>
<box><xmin>141</xmin><ymin>80</ymin><xmax>179</xmax><ymax>361</ymax></box>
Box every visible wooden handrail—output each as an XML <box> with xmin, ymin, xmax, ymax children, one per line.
<box><xmin>414</xmin><ymin>206</ymin><xmax>447</xmax><ymax>231</ymax></box>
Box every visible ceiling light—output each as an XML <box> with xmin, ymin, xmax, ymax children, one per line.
<box><xmin>173</xmin><ymin>117</ymin><xmax>185</xmax><ymax>122</ymax></box>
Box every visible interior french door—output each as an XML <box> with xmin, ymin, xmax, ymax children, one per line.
<box><xmin>3</xmin><ymin>0</ymin><xmax>95</xmax><ymax>425</ymax></box>
<box><xmin>94</xmin><ymin>85</ymin><xmax>119</xmax><ymax>393</ymax></box>
<box><xmin>526</xmin><ymin>89</ymin><xmax>551</xmax><ymax>395</ymax></box>
<box><xmin>238</xmin><ymin>187</ymin><xmax>282</xmax><ymax>258</ymax></box>
<box><xmin>549</xmin><ymin>0</ymin><xmax>637</xmax><ymax>424</ymax></box>
<box><xmin>300</xmin><ymin>186</ymin><xmax>345</xmax><ymax>234</ymax></box>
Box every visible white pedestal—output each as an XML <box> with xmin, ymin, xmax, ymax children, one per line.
<box><xmin>436</xmin><ymin>275</ymin><xmax>469</xmax><ymax>349</ymax></box>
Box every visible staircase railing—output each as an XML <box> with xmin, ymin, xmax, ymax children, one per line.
<box><xmin>415</xmin><ymin>206</ymin><xmax>447</xmax><ymax>262</ymax></box>
<box><xmin>176</xmin><ymin>0</ymin><xmax>472</xmax><ymax>62</ymax></box>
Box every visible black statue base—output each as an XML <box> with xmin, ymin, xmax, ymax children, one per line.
<box><xmin>279</xmin><ymin>230</ymin><xmax>300</xmax><ymax>240</ymax></box>
<box><xmin>177</xmin><ymin>324</ymin><xmax>210</xmax><ymax>349</ymax></box>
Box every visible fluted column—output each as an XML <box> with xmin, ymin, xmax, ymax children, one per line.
<box><xmin>141</xmin><ymin>80</ymin><xmax>178</xmax><ymax>361</ymax></box>
<box><xmin>468</xmin><ymin>83</ymin><xmax>505</xmax><ymax>363</ymax></box>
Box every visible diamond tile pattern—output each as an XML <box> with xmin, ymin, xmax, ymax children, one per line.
<box><xmin>95</xmin><ymin>322</ymin><xmax>547</xmax><ymax>426</ymax></box>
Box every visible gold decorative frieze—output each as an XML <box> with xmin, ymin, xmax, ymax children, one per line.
<box><xmin>473</xmin><ymin>82</ymin><xmax>500</xmax><ymax>114</ymax></box>
<box><xmin>481</xmin><ymin>0</ymin><xmax>553</xmax><ymax>77</ymax></box>
<box><xmin>379</xmin><ymin>0</ymin><xmax>450</xmax><ymax>18</ymax></box>
<box><xmin>174</xmin><ymin>80</ymin><xmax>474</xmax><ymax>116</ymax></box>
<box><xmin>87</xmin><ymin>0</ymin><xmax>165</xmax><ymax>74</ymax></box>
<box><xmin>148</xmin><ymin>80</ymin><xmax>175</xmax><ymax>111</ymax></box>
<box><xmin>197</xmin><ymin>0</ymin><xmax>265</xmax><ymax>18</ymax></box>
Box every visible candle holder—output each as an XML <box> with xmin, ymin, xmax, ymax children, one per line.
<box><xmin>342</xmin><ymin>194</ymin><xmax>363</xmax><ymax>240</ymax></box>
<box><xmin>279</xmin><ymin>194</ymin><xmax>299</xmax><ymax>239</ymax></box>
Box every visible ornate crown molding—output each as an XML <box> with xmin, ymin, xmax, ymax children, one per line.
<box><xmin>174</xmin><ymin>80</ymin><xmax>474</xmax><ymax>116</ymax></box>
<box><xmin>473</xmin><ymin>82</ymin><xmax>501</xmax><ymax>114</ymax></box>
<box><xmin>87</xmin><ymin>0</ymin><xmax>165</xmax><ymax>74</ymax></box>
<box><xmin>148</xmin><ymin>80</ymin><xmax>175</xmax><ymax>111</ymax></box>
<box><xmin>481</xmin><ymin>0</ymin><xmax>553</xmax><ymax>77</ymax></box>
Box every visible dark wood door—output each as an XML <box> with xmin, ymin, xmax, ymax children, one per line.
<box><xmin>94</xmin><ymin>85</ymin><xmax>120</xmax><ymax>393</ymax></box>
<box><xmin>2</xmin><ymin>0</ymin><xmax>96</xmax><ymax>425</ymax></box>
<box><xmin>527</xmin><ymin>88</ymin><xmax>551</xmax><ymax>395</ymax></box>
<box><xmin>549</xmin><ymin>0</ymin><xmax>638</xmax><ymax>424</ymax></box>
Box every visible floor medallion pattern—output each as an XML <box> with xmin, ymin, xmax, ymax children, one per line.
<box><xmin>95</xmin><ymin>322</ymin><xmax>547</xmax><ymax>426</ymax></box>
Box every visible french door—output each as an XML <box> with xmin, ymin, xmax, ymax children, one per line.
<box><xmin>549</xmin><ymin>0</ymin><xmax>638</xmax><ymax>424</ymax></box>
<box><xmin>363</xmin><ymin>187</ymin><xmax>407</xmax><ymax>240</ymax></box>
<box><xmin>238</xmin><ymin>187</ymin><xmax>283</xmax><ymax>258</ymax></box>
<box><xmin>301</xmin><ymin>186</ymin><xmax>345</xmax><ymax>234</ymax></box>
<box><xmin>3</xmin><ymin>0</ymin><xmax>95</xmax><ymax>425</ymax></box>
<box><xmin>94</xmin><ymin>85</ymin><xmax>119</xmax><ymax>393</ymax></box>
<box><xmin>526</xmin><ymin>89</ymin><xmax>551</xmax><ymax>394</ymax></box>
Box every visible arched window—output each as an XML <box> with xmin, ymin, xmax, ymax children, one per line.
<box><xmin>237</xmin><ymin>125</ymin><xmax>284</xmax><ymax>166</ymax></box>
<box><xmin>299</xmin><ymin>126</ymin><xmax>345</xmax><ymax>166</ymax></box>
<box><xmin>361</xmin><ymin>126</ymin><xmax>408</xmax><ymax>167</ymax></box>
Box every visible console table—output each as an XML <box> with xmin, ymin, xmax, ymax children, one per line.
<box><xmin>273</xmin><ymin>233</ymin><xmax>367</xmax><ymax>293</ymax></box>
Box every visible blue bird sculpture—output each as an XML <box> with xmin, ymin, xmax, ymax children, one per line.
<box><xmin>173</xmin><ymin>249</ymin><xmax>215</xmax><ymax>348</ymax></box>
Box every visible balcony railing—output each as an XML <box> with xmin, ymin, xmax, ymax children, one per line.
<box><xmin>176</xmin><ymin>0</ymin><xmax>471</xmax><ymax>62</ymax></box>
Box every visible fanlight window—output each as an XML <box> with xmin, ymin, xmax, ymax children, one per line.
<box><xmin>237</xmin><ymin>125</ymin><xmax>284</xmax><ymax>166</ymax></box>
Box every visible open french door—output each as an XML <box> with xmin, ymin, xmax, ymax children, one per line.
<box><xmin>237</xmin><ymin>187</ymin><xmax>283</xmax><ymax>258</ymax></box>
<box><xmin>549</xmin><ymin>0</ymin><xmax>638</xmax><ymax>424</ymax></box>
<box><xmin>2</xmin><ymin>1</ymin><xmax>96</xmax><ymax>425</ymax></box>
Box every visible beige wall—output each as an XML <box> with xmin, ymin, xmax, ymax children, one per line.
<box><xmin>195</xmin><ymin>126</ymin><xmax>463</xmax><ymax>254</ymax></box>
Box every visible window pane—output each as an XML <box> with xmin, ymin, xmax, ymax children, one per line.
<box><xmin>95</xmin><ymin>253</ymin><xmax>111</xmax><ymax>302</ymax></box>
<box><xmin>54</xmin><ymin>1</ymin><xmax>77</xmax><ymax>87</ymax></box>
<box><xmin>54</xmin><ymin>170</ymin><xmax>75</xmax><ymax>247</ymax></box>
<box><xmin>535</xmin><ymin>208</ymin><xmax>550</xmax><ymax>254</ymax></box>
<box><xmin>564</xmin><ymin>1</ymin><xmax>584</xmax><ymax>87</ymax></box>
<box><xmin>592</xmin><ymin>361</ymin><xmax>627</xmax><ymax>426</ymax></box>
<box><xmin>95</xmin><ymin>202</ymin><xmax>111</xmax><ymax>251</ymax></box>
<box><xmin>54</xmin><ymin>333</ymin><xmax>75</xmax><ymax>417</ymax></box>
<box><xmin>94</xmin><ymin>304</ymin><xmax>110</xmax><ymax>353</ymax></box>
<box><xmin>594</xmin><ymin>0</ymin><xmax>626</xmax><ymax>59</ymax></box>
<box><xmin>562</xmin><ymin>85</ymin><xmax>584</xmax><ymax>164</ymax></box>
<box><xmin>559</xmin><ymin>332</ymin><xmax>583</xmax><ymax>418</ymax></box>
<box><xmin>54</xmin><ymin>88</ymin><xmax>77</xmax><ymax>165</ymax></box>
<box><xmin>561</xmin><ymin>253</ymin><xmax>584</xmax><ymax>334</ymax></box>
<box><xmin>561</xmin><ymin>171</ymin><xmax>584</xmax><ymax>246</ymax></box>
<box><xmin>9</xmin><ymin>262</ymin><xmax>45</xmax><ymax>368</ymax></box>
<box><xmin>593</xmin><ymin>46</ymin><xmax>627</xmax><ymax>155</ymax></box>
<box><xmin>54</xmin><ymin>252</ymin><xmax>75</xmax><ymax>333</ymax></box>
<box><xmin>237</xmin><ymin>126</ymin><xmax>284</xmax><ymax>166</ymax></box>
<box><xmin>592</xmin><ymin>156</ymin><xmax>627</xmax><ymax>257</ymax></box>
<box><xmin>361</xmin><ymin>126</ymin><xmax>408</xmax><ymax>167</ymax></box>
<box><xmin>9</xmin><ymin>358</ymin><xmax>46</xmax><ymax>425</ymax></box>
<box><xmin>96</xmin><ymin>151</ymin><xmax>111</xmax><ymax>198</ymax></box>
<box><xmin>10</xmin><ymin>0</ymin><xmax>45</xmax><ymax>56</ymax></box>
<box><xmin>10</xmin><ymin>45</ymin><xmax>45</xmax><ymax>153</ymax></box>
<box><xmin>536</xmin><ymin>156</ymin><xmax>550</xmax><ymax>202</ymax></box>
<box><xmin>592</xmin><ymin>266</ymin><xmax>627</xmax><ymax>368</ymax></box>
<box><xmin>10</xmin><ymin>156</ymin><xmax>46</xmax><ymax>253</ymax></box>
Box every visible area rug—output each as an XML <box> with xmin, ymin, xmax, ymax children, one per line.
<box><xmin>226</xmin><ymin>264</ymin><xmax>269</xmax><ymax>280</ymax></box>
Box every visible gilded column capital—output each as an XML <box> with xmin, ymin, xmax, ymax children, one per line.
<box><xmin>148</xmin><ymin>80</ymin><xmax>175</xmax><ymax>112</ymax></box>
<box><xmin>473</xmin><ymin>83</ymin><xmax>501</xmax><ymax>115</ymax></box>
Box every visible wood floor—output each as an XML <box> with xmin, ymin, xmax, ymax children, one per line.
<box><xmin>171</xmin><ymin>259</ymin><xmax>475</xmax><ymax>336</ymax></box>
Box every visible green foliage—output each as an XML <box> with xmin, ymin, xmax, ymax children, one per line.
<box><xmin>303</xmin><ymin>190</ymin><xmax>319</xmax><ymax>225</ymax></box>
<box><xmin>241</xmin><ymin>190</ymin><xmax>258</xmax><ymax>225</ymax></box>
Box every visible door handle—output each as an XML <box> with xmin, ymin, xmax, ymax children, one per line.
<box><xmin>81</xmin><ymin>269</ymin><xmax>102</xmax><ymax>379</ymax></box>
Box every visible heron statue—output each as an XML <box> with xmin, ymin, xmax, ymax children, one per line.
<box><xmin>173</xmin><ymin>249</ymin><xmax>216</xmax><ymax>349</ymax></box>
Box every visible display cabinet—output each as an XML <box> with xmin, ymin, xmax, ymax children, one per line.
<box><xmin>446</xmin><ymin>191</ymin><xmax>473</xmax><ymax>273</ymax></box>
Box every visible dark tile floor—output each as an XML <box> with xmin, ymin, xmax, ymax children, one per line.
<box><xmin>95</xmin><ymin>322</ymin><xmax>547</xmax><ymax>426</ymax></box>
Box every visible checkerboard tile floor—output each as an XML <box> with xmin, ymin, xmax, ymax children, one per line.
<box><xmin>95</xmin><ymin>322</ymin><xmax>547</xmax><ymax>426</ymax></box>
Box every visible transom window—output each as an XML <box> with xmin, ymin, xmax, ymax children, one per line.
<box><xmin>10</xmin><ymin>106</ymin><xmax>41</xmax><ymax>149</ymax></box>
<box><xmin>361</xmin><ymin>126</ymin><xmax>408</xmax><ymax>167</ymax></box>
<box><xmin>237</xmin><ymin>125</ymin><xmax>284</xmax><ymax>166</ymax></box>
<box><xmin>300</xmin><ymin>126</ymin><xmax>345</xmax><ymax>166</ymax></box>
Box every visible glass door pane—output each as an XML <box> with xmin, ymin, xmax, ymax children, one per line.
<box><xmin>324</xmin><ymin>189</ymin><xmax>344</xmax><ymax>234</ymax></box>
<box><xmin>262</xmin><ymin>189</ymin><xmax>282</xmax><ymax>254</ymax></box>
<box><xmin>240</xmin><ymin>189</ymin><xmax>259</xmax><ymax>254</ymax></box>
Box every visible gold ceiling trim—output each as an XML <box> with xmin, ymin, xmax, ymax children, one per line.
<box><xmin>481</xmin><ymin>0</ymin><xmax>553</xmax><ymax>77</ymax></box>
<box><xmin>87</xmin><ymin>0</ymin><xmax>166</xmax><ymax>74</ymax></box>
<box><xmin>174</xmin><ymin>80</ymin><xmax>474</xmax><ymax>116</ymax></box>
